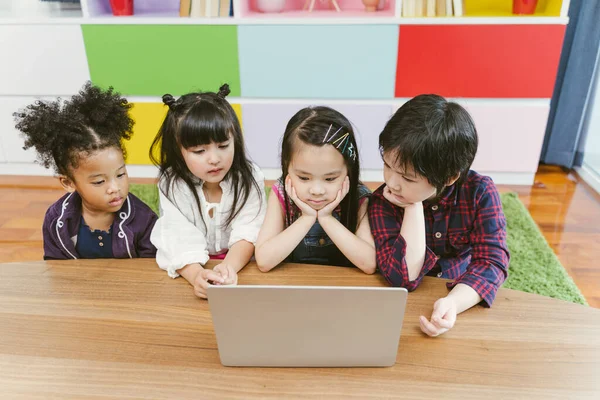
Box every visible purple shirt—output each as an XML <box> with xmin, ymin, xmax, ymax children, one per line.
<box><xmin>42</xmin><ymin>191</ymin><xmax>158</xmax><ymax>260</ymax></box>
<box><xmin>368</xmin><ymin>170</ymin><xmax>509</xmax><ymax>306</ymax></box>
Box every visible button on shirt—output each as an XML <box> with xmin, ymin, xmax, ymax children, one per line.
<box><xmin>75</xmin><ymin>216</ymin><xmax>114</xmax><ymax>258</ymax></box>
<box><xmin>151</xmin><ymin>164</ymin><xmax>267</xmax><ymax>278</ymax></box>
<box><xmin>368</xmin><ymin>171</ymin><xmax>509</xmax><ymax>306</ymax></box>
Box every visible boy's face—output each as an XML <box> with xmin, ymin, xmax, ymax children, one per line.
<box><xmin>382</xmin><ymin>151</ymin><xmax>437</xmax><ymax>206</ymax></box>
<box><xmin>61</xmin><ymin>147</ymin><xmax>130</xmax><ymax>214</ymax></box>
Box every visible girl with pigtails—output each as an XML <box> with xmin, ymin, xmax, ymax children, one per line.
<box><xmin>149</xmin><ymin>84</ymin><xmax>266</xmax><ymax>299</ymax></box>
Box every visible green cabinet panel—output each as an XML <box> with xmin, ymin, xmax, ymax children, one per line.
<box><xmin>82</xmin><ymin>25</ymin><xmax>240</xmax><ymax>96</ymax></box>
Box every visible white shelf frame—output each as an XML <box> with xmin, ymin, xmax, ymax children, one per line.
<box><xmin>0</xmin><ymin>0</ymin><xmax>571</xmax><ymax>25</ymax></box>
<box><xmin>0</xmin><ymin>15</ymin><xmax>569</xmax><ymax>25</ymax></box>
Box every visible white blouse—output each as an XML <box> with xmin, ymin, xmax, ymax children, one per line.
<box><xmin>150</xmin><ymin>164</ymin><xmax>267</xmax><ymax>278</ymax></box>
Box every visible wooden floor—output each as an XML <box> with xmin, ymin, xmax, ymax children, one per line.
<box><xmin>1</xmin><ymin>164</ymin><xmax>599</xmax><ymax>308</ymax></box>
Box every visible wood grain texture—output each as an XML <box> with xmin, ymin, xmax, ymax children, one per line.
<box><xmin>1</xmin><ymin>259</ymin><xmax>599</xmax><ymax>399</ymax></box>
<box><xmin>1</xmin><ymin>164</ymin><xmax>600</xmax><ymax>309</ymax></box>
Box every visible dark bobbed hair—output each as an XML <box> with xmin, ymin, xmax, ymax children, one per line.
<box><xmin>149</xmin><ymin>84</ymin><xmax>262</xmax><ymax>228</ymax></box>
<box><xmin>379</xmin><ymin>94</ymin><xmax>478</xmax><ymax>193</ymax></box>
<box><xmin>280</xmin><ymin>106</ymin><xmax>362</xmax><ymax>233</ymax></box>
<box><xmin>13</xmin><ymin>81</ymin><xmax>133</xmax><ymax>179</ymax></box>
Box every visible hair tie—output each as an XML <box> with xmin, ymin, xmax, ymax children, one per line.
<box><xmin>162</xmin><ymin>94</ymin><xmax>177</xmax><ymax>109</ymax></box>
<box><xmin>217</xmin><ymin>84</ymin><xmax>230</xmax><ymax>99</ymax></box>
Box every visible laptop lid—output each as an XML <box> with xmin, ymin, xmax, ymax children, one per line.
<box><xmin>207</xmin><ymin>285</ymin><xmax>408</xmax><ymax>367</ymax></box>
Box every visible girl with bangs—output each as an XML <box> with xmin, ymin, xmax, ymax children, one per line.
<box><xmin>149</xmin><ymin>84</ymin><xmax>266</xmax><ymax>299</ymax></box>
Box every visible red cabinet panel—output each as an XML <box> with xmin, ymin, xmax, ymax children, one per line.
<box><xmin>395</xmin><ymin>24</ymin><xmax>566</xmax><ymax>98</ymax></box>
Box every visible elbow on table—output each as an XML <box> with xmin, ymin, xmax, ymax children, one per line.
<box><xmin>254</xmin><ymin>250</ymin><xmax>276</xmax><ymax>273</ymax></box>
<box><xmin>359</xmin><ymin>261</ymin><xmax>377</xmax><ymax>275</ymax></box>
<box><xmin>379</xmin><ymin>267</ymin><xmax>417</xmax><ymax>291</ymax></box>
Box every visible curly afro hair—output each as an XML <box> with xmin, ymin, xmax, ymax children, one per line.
<box><xmin>14</xmin><ymin>81</ymin><xmax>134</xmax><ymax>178</ymax></box>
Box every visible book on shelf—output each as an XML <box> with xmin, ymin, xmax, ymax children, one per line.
<box><xmin>206</xmin><ymin>0</ymin><xmax>219</xmax><ymax>17</ymax></box>
<box><xmin>219</xmin><ymin>0</ymin><xmax>231</xmax><ymax>17</ymax></box>
<box><xmin>190</xmin><ymin>0</ymin><xmax>205</xmax><ymax>17</ymax></box>
<box><xmin>446</xmin><ymin>0</ymin><xmax>453</xmax><ymax>16</ymax></box>
<box><xmin>435</xmin><ymin>0</ymin><xmax>446</xmax><ymax>16</ymax></box>
<box><xmin>180</xmin><ymin>0</ymin><xmax>191</xmax><ymax>17</ymax></box>
<box><xmin>426</xmin><ymin>0</ymin><xmax>436</xmax><ymax>17</ymax></box>
<box><xmin>452</xmin><ymin>0</ymin><xmax>463</xmax><ymax>17</ymax></box>
<box><xmin>414</xmin><ymin>0</ymin><xmax>423</xmax><ymax>17</ymax></box>
<box><xmin>188</xmin><ymin>0</ymin><xmax>229</xmax><ymax>17</ymax></box>
<box><xmin>403</xmin><ymin>0</ymin><xmax>455</xmax><ymax>17</ymax></box>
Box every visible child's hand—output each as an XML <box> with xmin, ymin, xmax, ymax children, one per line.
<box><xmin>318</xmin><ymin>176</ymin><xmax>349</xmax><ymax>221</ymax></box>
<box><xmin>285</xmin><ymin>175</ymin><xmax>317</xmax><ymax>219</ymax></box>
<box><xmin>192</xmin><ymin>268</ymin><xmax>225</xmax><ymax>299</ymax></box>
<box><xmin>419</xmin><ymin>297</ymin><xmax>457</xmax><ymax>337</ymax></box>
<box><xmin>383</xmin><ymin>185</ymin><xmax>413</xmax><ymax>208</ymax></box>
<box><xmin>212</xmin><ymin>263</ymin><xmax>238</xmax><ymax>286</ymax></box>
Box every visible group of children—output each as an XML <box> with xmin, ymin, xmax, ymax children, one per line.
<box><xmin>14</xmin><ymin>82</ymin><xmax>509</xmax><ymax>337</ymax></box>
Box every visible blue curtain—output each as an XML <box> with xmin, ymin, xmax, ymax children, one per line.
<box><xmin>541</xmin><ymin>1</ymin><xmax>600</xmax><ymax>168</ymax></box>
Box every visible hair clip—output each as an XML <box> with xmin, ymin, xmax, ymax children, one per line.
<box><xmin>347</xmin><ymin>143</ymin><xmax>356</xmax><ymax>161</ymax></box>
<box><xmin>323</xmin><ymin>124</ymin><xmax>356</xmax><ymax>162</ymax></box>
<box><xmin>323</xmin><ymin>124</ymin><xmax>332</xmax><ymax>142</ymax></box>
<box><xmin>325</xmin><ymin>126</ymin><xmax>343</xmax><ymax>144</ymax></box>
<box><xmin>332</xmin><ymin>132</ymin><xmax>349</xmax><ymax>148</ymax></box>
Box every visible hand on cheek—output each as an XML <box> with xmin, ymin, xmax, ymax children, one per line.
<box><xmin>318</xmin><ymin>176</ymin><xmax>349</xmax><ymax>220</ymax></box>
<box><xmin>285</xmin><ymin>175</ymin><xmax>317</xmax><ymax>218</ymax></box>
<box><xmin>383</xmin><ymin>186</ymin><xmax>411</xmax><ymax>208</ymax></box>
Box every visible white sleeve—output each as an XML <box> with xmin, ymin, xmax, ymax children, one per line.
<box><xmin>150</xmin><ymin>186</ymin><xmax>209</xmax><ymax>278</ymax></box>
<box><xmin>227</xmin><ymin>165</ymin><xmax>267</xmax><ymax>247</ymax></box>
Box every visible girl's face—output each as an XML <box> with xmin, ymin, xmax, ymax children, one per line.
<box><xmin>288</xmin><ymin>142</ymin><xmax>348</xmax><ymax>211</ymax></box>
<box><xmin>382</xmin><ymin>151</ymin><xmax>437</xmax><ymax>205</ymax></box>
<box><xmin>181</xmin><ymin>136</ymin><xmax>234</xmax><ymax>186</ymax></box>
<box><xmin>62</xmin><ymin>147</ymin><xmax>130</xmax><ymax>214</ymax></box>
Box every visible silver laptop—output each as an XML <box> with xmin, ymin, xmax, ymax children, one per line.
<box><xmin>207</xmin><ymin>285</ymin><xmax>408</xmax><ymax>367</ymax></box>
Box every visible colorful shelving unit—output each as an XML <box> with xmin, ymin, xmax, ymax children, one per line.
<box><xmin>0</xmin><ymin>0</ymin><xmax>570</xmax><ymax>184</ymax></box>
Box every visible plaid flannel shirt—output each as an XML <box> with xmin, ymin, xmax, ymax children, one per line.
<box><xmin>368</xmin><ymin>171</ymin><xmax>509</xmax><ymax>306</ymax></box>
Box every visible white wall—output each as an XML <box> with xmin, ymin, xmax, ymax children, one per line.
<box><xmin>582</xmin><ymin>64</ymin><xmax>600</xmax><ymax>172</ymax></box>
<box><xmin>0</xmin><ymin>0</ymin><xmax>82</xmax><ymax>18</ymax></box>
<box><xmin>577</xmin><ymin>55</ymin><xmax>600</xmax><ymax>194</ymax></box>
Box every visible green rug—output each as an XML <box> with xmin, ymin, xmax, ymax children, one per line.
<box><xmin>501</xmin><ymin>192</ymin><xmax>586</xmax><ymax>305</ymax></box>
<box><xmin>130</xmin><ymin>184</ymin><xmax>587</xmax><ymax>305</ymax></box>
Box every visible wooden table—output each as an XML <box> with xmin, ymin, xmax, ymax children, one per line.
<box><xmin>1</xmin><ymin>259</ymin><xmax>599</xmax><ymax>399</ymax></box>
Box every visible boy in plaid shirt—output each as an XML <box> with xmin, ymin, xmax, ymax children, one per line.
<box><xmin>368</xmin><ymin>95</ymin><xmax>509</xmax><ymax>337</ymax></box>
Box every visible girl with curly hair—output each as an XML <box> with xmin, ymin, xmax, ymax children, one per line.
<box><xmin>149</xmin><ymin>84</ymin><xmax>266</xmax><ymax>299</ymax></box>
<box><xmin>14</xmin><ymin>82</ymin><xmax>158</xmax><ymax>260</ymax></box>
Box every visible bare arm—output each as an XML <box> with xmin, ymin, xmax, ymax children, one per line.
<box><xmin>446</xmin><ymin>283</ymin><xmax>483</xmax><ymax>314</ymax></box>
<box><xmin>399</xmin><ymin>201</ymin><xmax>427</xmax><ymax>281</ymax></box>
<box><xmin>319</xmin><ymin>200</ymin><xmax>376</xmax><ymax>274</ymax></box>
<box><xmin>255</xmin><ymin>194</ymin><xmax>315</xmax><ymax>272</ymax></box>
<box><xmin>223</xmin><ymin>240</ymin><xmax>255</xmax><ymax>273</ymax></box>
<box><xmin>178</xmin><ymin>263</ymin><xmax>203</xmax><ymax>285</ymax></box>
<box><xmin>211</xmin><ymin>240</ymin><xmax>256</xmax><ymax>287</ymax></box>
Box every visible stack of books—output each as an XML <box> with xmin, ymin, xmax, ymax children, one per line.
<box><xmin>402</xmin><ymin>0</ymin><xmax>463</xmax><ymax>17</ymax></box>
<box><xmin>179</xmin><ymin>0</ymin><xmax>232</xmax><ymax>17</ymax></box>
